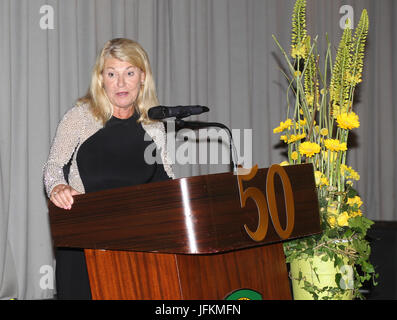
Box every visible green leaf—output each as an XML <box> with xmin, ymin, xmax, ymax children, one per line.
<box><xmin>335</xmin><ymin>273</ymin><xmax>342</xmax><ymax>289</ymax></box>
<box><xmin>362</xmin><ymin>261</ymin><xmax>375</xmax><ymax>273</ymax></box>
<box><xmin>347</xmin><ymin>188</ymin><xmax>357</xmax><ymax>198</ymax></box>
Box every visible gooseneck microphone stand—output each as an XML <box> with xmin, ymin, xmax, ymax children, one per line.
<box><xmin>174</xmin><ymin>117</ymin><xmax>239</xmax><ymax>174</ymax></box>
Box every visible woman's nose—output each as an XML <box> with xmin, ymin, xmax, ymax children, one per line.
<box><xmin>117</xmin><ymin>75</ymin><xmax>126</xmax><ymax>87</ymax></box>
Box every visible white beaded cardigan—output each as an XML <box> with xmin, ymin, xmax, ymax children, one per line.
<box><xmin>43</xmin><ymin>103</ymin><xmax>174</xmax><ymax>197</ymax></box>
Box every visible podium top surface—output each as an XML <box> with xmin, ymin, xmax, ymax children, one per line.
<box><xmin>48</xmin><ymin>164</ymin><xmax>321</xmax><ymax>254</ymax></box>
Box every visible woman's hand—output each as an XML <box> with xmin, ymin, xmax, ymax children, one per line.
<box><xmin>50</xmin><ymin>184</ymin><xmax>81</xmax><ymax>210</ymax></box>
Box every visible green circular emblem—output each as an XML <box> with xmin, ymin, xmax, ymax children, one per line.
<box><xmin>225</xmin><ymin>289</ymin><xmax>262</xmax><ymax>300</ymax></box>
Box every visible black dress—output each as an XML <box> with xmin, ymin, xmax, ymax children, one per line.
<box><xmin>55</xmin><ymin>113</ymin><xmax>170</xmax><ymax>300</ymax></box>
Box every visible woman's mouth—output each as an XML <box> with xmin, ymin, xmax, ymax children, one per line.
<box><xmin>116</xmin><ymin>91</ymin><xmax>129</xmax><ymax>96</ymax></box>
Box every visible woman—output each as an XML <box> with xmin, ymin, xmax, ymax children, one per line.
<box><xmin>43</xmin><ymin>38</ymin><xmax>174</xmax><ymax>299</ymax></box>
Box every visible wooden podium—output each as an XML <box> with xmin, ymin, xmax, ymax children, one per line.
<box><xmin>48</xmin><ymin>163</ymin><xmax>321</xmax><ymax>300</ymax></box>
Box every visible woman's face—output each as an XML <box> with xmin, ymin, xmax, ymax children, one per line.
<box><xmin>102</xmin><ymin>57</ymin><xmax>145</xmax><ymax>113</ymax></box>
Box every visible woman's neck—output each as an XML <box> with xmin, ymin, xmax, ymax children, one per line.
<box><xmin>113</xmin><ymin>106</ymin><xmax>134</xmax><ymax>119</ymax></box>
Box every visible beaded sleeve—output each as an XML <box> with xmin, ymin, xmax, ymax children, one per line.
<box><xmin>43</xmin><ymin>104</ymin><xmax>175</xmax><ymax>198</ymax></box>
<box><xmin>42</xmin><ymin>106</ymin><xmax>84</xmax><ymax>197</ymax></box>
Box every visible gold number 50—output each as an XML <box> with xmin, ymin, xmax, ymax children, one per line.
<box><xmin>237</xmin><ymin>164</ymin><xmax>295</xmax><ymax>242</ymax></box>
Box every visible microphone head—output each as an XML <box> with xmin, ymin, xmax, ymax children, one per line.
<box><xmin>148</xmin><ymin>106</ymin><xmax>169</xmax><ymax>120</ymax></box>
<box><xmin>188</xmin><ymin>105</ymin><xmax>210</xmax><ymax>115</ymax></box>
<box><xmin>148</xmin><ymin>105</ymin><xmax>210</xmax><ymax>120</ymax></box>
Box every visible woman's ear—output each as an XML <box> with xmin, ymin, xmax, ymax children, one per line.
<box><xmin>98</xmin><ymin>72</ymin><xmax>104</xmax><ymax>88</ymax></box>
<box><xmin>140</xmin><ymin>71</ymin><xmax>146</xmax><ymax>84</ymax></box>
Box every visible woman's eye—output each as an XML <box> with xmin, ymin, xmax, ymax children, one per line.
<box><xmin>107</xmin><ymin>72</ymin><xmax>114</xmax><ymax>78</ymax></box>
<box><xmin>127</xmin><ymin>71</ymin><xmax>135</xmax><ymax>76</ymax></box>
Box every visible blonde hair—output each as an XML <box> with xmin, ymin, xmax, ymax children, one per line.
<box><xmin>77</xmin><ymin>38</ymin><xmax>159</xmax><ymax>124</ymax></box>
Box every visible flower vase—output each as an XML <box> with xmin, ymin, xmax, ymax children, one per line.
<box><xmin>289</xmin><ymin>255</ymin><xmax>354</xmax><ymax>300</ymax></box>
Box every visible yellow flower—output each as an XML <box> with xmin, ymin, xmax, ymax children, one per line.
<box><xmin>288</xmin><ymin>133</ymin><xmax>306</xmax><ymax>144</ymax></box>
<box><xmin>280</xmin><ymin>135</ymin><xmax>288</xmax><ymax>143</ymax></box>
<box><xmin>299</xmin><ymin>118</ymin><xmax>307</xmax><ymax>127</ymax></box>
<box><xmin>299</xmin><ymin>141</ymin><xmax>321</xmax><ymax>158</ymax></box>
<box><xmin>313</xmin><ymin>171</ymin><xmax>328</xmax><ymax>187</ymax></box>
<box><xmin>280</xmin><ymin>161</ymin><xmax>290</xmax><ymax>166</ymax></box>
<box><xmin>351</xmin><ymin>209</ymin><xmax>363</xmax><ymax>217</ymax></box>
<box><xmin>340</xmin><ymin>164</ymin><xmax>348</xmax><ymax>173</ymax></box>
<box><xmin>327</xmin><ymin>204</ymin><xmax>338</xmax><ymax>216</ymax></box>
<box><xmin>327</xmin><ymin>202</ymin><xmax>339</xmax><ymax>226</ymax></box>
<box><xmin>336</xmin><ymin>112</ymin><xmax>360</xmax><ymax>130</ymax></box>
<box><xmin>328</xmin><ymin>216</ymin><xmax>337</xmax><ymax>228</ymax></box>
<box><xmin>332</xmin><ymin>104</ymin><xmax>340</xmax><ymax>119</ymax></box>
<box><xmin>331</xmin><ymin>103</ymin><xmax>350</xmax><ymax>119</ymax></box>
<box><xmin>350</xmin><ymin>171</ymin><xmax>360</xmax><ymax>181</ymax></box>
<box><xmin>324</xmin><ymin>139</ymin><xmax>348</xmax><ymax>152</ymax></box>
<box><xmin>314</xmin><ymin>171</ymin><xmax>322</xmax><ymax>185</ymax></box>
<box><xmin>291</xmin><ymin>151</ymin><xmax>299</xmax><ymax>161</ymax></box>
<box><xmin>273</xmin><ymin>119</ymin><xmax>293</xmax><ymax>133</ymax></box>
<box><xmin>320</xmin><ymin>128</ymin><xmax>328</xmax><ymax>136</ymax></box>
<box><xmin>337</xmin><ymin>211</ymin><xmax>350</xmax><ymax>227</ymax></box>
<box><xmin>320</xmin><ymin>177</ymin><xmax>329</xmax><ymax>186</ymax></box>
<box><xmin>291</xmin><ymin>43</ymin><xmax>307</xmax><ymax>59</ymax></box>
<box><xmin>306</xmin><ymin>94</ymin><xmax>314</xmax><ymax>106</ymax></box>
<box><xmin>341</xmin><ymin>164</ymin><xmax>360</xmax><ymax>181</ymax></box>
<box><xmin>347</xmin><ymin>196</ymin><xmax>363</xmax><ymax>208</ymax></box>
<box><xmin>345</xmin><ymin>72</ymin><xmax>362</xmax><ymax>85</ymax></box>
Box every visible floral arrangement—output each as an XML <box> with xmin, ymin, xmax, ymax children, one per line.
<box><xmin>272</xmin><ymin>0</ymin><xmax>377</xmax><ymax>299</ymax></box>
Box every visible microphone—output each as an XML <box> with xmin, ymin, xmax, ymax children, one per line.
<box><xmin>148</xmin><ymin>105</ymin><xmax>209</xmax><ymax>120</ymax></box>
